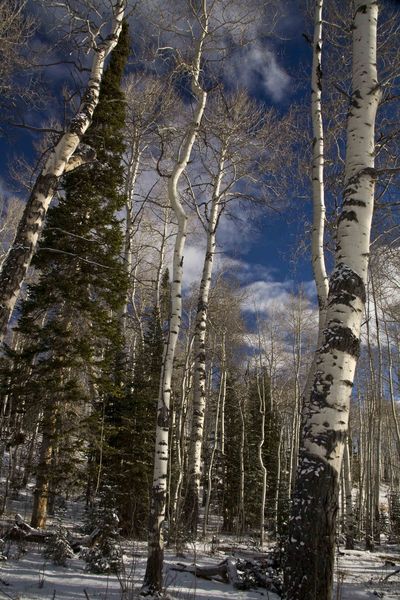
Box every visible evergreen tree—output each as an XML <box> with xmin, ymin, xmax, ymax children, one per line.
<box><xmin>106</xmin><ymin>304</ymin><xmax>164</xmax><ymax>536</ymax></box>
<box><xmin>3</xmin><ymin>22</ymin><xmax>130</xmax><ymax>528</ymax></box>
<box><xmin>222</xmin><ymin>373</ymin><xmax>243</xmax><ymax>533</ymax></box>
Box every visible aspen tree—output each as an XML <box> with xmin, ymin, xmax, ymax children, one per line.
<box><xmin>284</xmin><ymin>1</ymin><xmax>380</xmax><ymax>598</ymax></box>
<box><xmin>141</xmin><ymin>2</ymin><xmax>208</xmax><ymax>592</ymax></box>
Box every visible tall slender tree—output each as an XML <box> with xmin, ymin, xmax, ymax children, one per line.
<box><xmin>284</xmin><ymin>1</ymin><xmax>380</xmax><ymax>598</ymax></box>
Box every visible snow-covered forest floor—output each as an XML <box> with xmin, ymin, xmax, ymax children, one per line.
<box><xmin>0</xmin><ymin>492</ymin><xmax>399</xmax><ymax>600</ymax></box>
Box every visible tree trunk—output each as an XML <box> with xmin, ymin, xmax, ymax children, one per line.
<box><xmin>203</xmin><ymin>332</ymin><xmax>226</xmax><ymax>537</ymax></box>
<box><xmin>142</xmin><ymin>18</ymin><xmax>208</xmax><ymax>594</ymax></box>
<box><xmin>284</xmin><ymin>2</ymin><xmax>380</xmax><ymax>598</ymax></box>
<box><xmin>0</xmin><ymin>0</ymin><xmax>126</xmax><ymax>341</ymax></box>
<box><xmin>185</xmin><ymin>144</ymin><xmax>227</xmax><ymax>534</ymax></box>
<box><xmin>30</xmin><ymin>400</ymin><xmax>57</xmax><ymax>528</ymax></box>
<box><xmin>310</xmin><ymin>0</ymin><xmax>329</xmax><ymax>339</ymax></box>
<box><xmin>343</xmin><ymin>440</ymin><xmax>354</xmax><ymax>550</ymax></box>
<box><xmin>256</xmin><ymin>371</ymin><xmax>267</xmax><ymax>547</ymax></box>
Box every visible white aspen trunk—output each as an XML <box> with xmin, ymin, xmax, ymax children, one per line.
<box><xmin>142</xmin><ymin>13</ymin><xmax>208</xmax><ymax>592</ymax></box>
<box><xmin>289</xmin><ymin>305</ymin><xmax>302</xmax><ymax>494</ymax></box>
<box><xmin>371</xmin><ymin>270</ymin><xmax>383</xmax><ymax>544</ymax></box>
<box><xmin>274</xmin><ymin>427</ymin><xmax>283</xmax><ymax>538</ymax></box>
<box><xmin>203</xmin><ymin>332</ymin><xmax>225</xmax><ymax>537</ymax></box>
<box><xmin>256</xmin><ymin>372</ymin><xmax>267</xmax><ymax>548</ymax></box>
<box><xmin>299</xmin><ymin>0</ymin><xmax>329</xmax><ymax>469</ymax></box>
<box><xmin>365</xmin><ymin>302</ymin><xmax>376</xmax><ymax>550</ymax></box>
<box><xmin>358</xmin><ymin>393</ymin><xmax>365</xmax><ymax>538</ymax></box>
<box><xmin>0</xmin><ymin>0</ymin><xmax>126</xmax><ymax>341</ymax></box>
<box><xmin>365</xmin><ymin>415</ymin><xmax>375</xmax><ymax>550</ymax></box>
<box><xmin>343</xmin><ymin>439</ymin><xmax>354</xmax><ymax>549</ymax></box>
<box><xmin>238</xmin><ymin>394</ymin><xmax>246</xmax><ymax>537</ymax></box>
<box><xmin>384</xmin><ymin>320</ymin><xmax>400</xmax><ymax>455</ymax></box>
<box><xmin>285</xmin><ymin>2</ymin><xmax>380</xmax><ymax>598</ymax></box>
<box><xmin>311</xmin><ymin>0</ymin><xmax>329</xmax><ymax>333</ymax></box>
<box><xmin>220</xmin><ymin>370</ymin><xmax>226</xmax><ymax>459</ymax></box>
<box><xmin>122</xmin><ymin>141</ymin><xmax>141</xmax><ymax>336</ymax></box>
<box><xmin>171</xmin><ymin>335</ymin><xmax>193</xmax><ymax>533</ymax></box>
<box><xmin>185</xmin><ymin>144</ymin><xmax>227</xmax><ymax>533</ymax></box>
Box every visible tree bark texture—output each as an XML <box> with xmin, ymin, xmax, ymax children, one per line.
<box><xmin>30</xmin><ymin>400</ymin><xmax>57</xmax><ymax>529</ymax></box>
<box><xmin>0</xmin><ymin>0</ymin><xmax>126</xmax><ymax>341</ymax></box>
<box><xmin>142</xmin><ymin>13</ymin><xmax>208</xmax><ymax>593</ymax></box>
<box><xmin>184</xmin><ymin>144</ymin><xmax>227</xmax><ymax>533</ymax></box>
<box><xmin>311</xmin><ymin>0</ymin><xmax>329</xmax><ymax>335</ymax></box>
<box><xmin>284</xmin><ymin>1</ymin><xmax>380</xmax><ymax>598</ymax></box>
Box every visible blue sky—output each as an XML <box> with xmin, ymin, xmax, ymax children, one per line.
<box><xmin>0</xmin><ymin>0</ymin><xmax>317</xmax><ymax>319</ymax></box>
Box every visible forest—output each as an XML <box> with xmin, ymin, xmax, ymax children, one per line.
<box><xmin>0</xmin><ymin>1</ymin><xmax>399</xmax><ymax>599</ymax></box>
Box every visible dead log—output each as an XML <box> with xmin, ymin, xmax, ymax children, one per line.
<box><xmin>6</xmin><ymin>525</ymin><xmax>53</xmax><ymax>543</ymax></box>
<box><xmin>171</xmin><ymin>560</ymin><xmax>229</xmax><ymax>583</ymax></box>
<box><xmin>5</xmin><ymin>516</ymin><xmax>99</xmax><ymax>553</ymax></box>
<box><xmin>171</xmin><ymin>555</ymin><xmax>283</xmax><ymax>594</ymax></box>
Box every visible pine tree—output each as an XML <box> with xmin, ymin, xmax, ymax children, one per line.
<box><xmin>4</xmin><ymin>22</ymin><xmax>130</xmax><ymax>529</ymax></box>
<box><xmin>106</xmin><ymin>304</ymin><xmax>164</xmax><ymax>536</ymax></box>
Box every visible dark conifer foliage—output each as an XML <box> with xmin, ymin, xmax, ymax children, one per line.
<box><xmin>1</xmin><ymin>22</ymin><xmax>131</xmax><ymax>528</ymax></box>
<box><xmin>107</xmin><ymin>304</ymin><xmax>164</xmax><ymax>535</ymax></box>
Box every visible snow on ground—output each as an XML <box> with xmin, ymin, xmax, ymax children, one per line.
<box><xmin>0</xmin><ymin>543</ymin><xmax>280</xmax><ymax>600</ymax></box>
<box><xmin>0</xmin><ymin>540</ymin><xmax>399</xmax><ymax>599</ymax></box>
<box><xmin>0</xmin><ymin>493</ymin><xmax>399</xmax><ymax>599</ymax></box>
<box><xmin>335</xmin><ymin>548</ymin><xmax>400</xmax><ymax>600</ymax></box>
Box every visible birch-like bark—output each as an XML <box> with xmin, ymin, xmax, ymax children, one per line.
<box><xmin>238</xmin><ymin>393</ymin><xmax>246</xmax><ymax>537</ymax></box>
<box><xmin>288</xmin><ymin>299</ymin><xmax>303</xmax><ymax>495</ymax></box>
<box><xmin>122</xmin><ymin>141</ymin><xmax>141</xmax><ymax>337</ymax></box>
<box><xmin>311</xmin><ymin>0</ymin><xmax>329</xmax><ymax>333</ymax></box>
<box><xmin>371</xmin><ymin>270</ymin><xmax>383</xmax><ymax>544</ymax></box>
<box><xmin>343</xmin><ymin>439</ymin><xmax>354</xmax><ymax>549</ymax></box>
<box><xmin>0</xmin><ymin>0</ymin><xmax>126</xmax><ymax>341</ymax></box>
<box><xmin>203</xmin><ymin>331</ymin><xmax>226</xmax><ymax>537</ymax></box>
<box><xmin>384</xmin><ymin>319</ymin><xmax>400</xmax><ymax>455</ymax></box>
<box><xmin>256</xmin><ymin>371</ymin><xmax>267</xmax><ymax>548</ymax></box>
<box><xmin>184</xmin><ymin>143</ymin><xmax>227</xmax><ymax>533</ymax></box>
<box><xmin>142</xmin><ymin>11</ymin><xmax>208</xmax><ymax>593</ymax></box>
<box><xmin>285</xmin><ymin>2</ymin><xmax>380</xmax><ymax>598</ymax></box>
<box><xmin>299</xmin><ymin>0</ymin><xmax>329</xmax><ymax>450</ymax></box>
<box><xmin>171</xmin><ymin>335</ymin><xmax>193</xmax><ymax>535</ymax></box>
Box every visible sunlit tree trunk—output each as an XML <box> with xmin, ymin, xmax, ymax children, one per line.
<box><xmin>284</xmin><ymin>2</ymin><xmax>380</xmax><ymax>598</ymax></box>
<box><xmin>343</xmin><ymin>439</ymin><xmax>354</xmax><ymax>549</ymax></box>
<box><xmin>142</xmin><ymin>11</ymin><xmax>208</xmax><ymax>592</ymax></box>
<box><xmin>298</xmin><ymin>0</ymin><xmax>329</xmax><ymax>473</ymax></box>
<box><xmin>371</xmin><ymin>270</ymin><xmax>383</xmax><ymax>545</ymax></box>
<box><xmin>185</xmin><ymin>143</ymin><xmax>227</xmax><ymax>533</ymax></box>
<box><xmin>203</xmin><ymin>331</ymin><xmax>226</xmax><ymax>536</ymax></box>
<box><xmin>311</xmin><ymin>0</ymin><xmax>329</xmax><ymax>338</ymax></box>
<box><xmin>256</xmin><ymin>371</ymin><xmax>267</xmax><ymax>547</ymax></box>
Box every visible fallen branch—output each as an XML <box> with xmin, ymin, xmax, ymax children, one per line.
<box><xmin>383</xmin><ymin>567</ymin><xmax>400</xmax><ymax>582</ymax></box>
<box><xmin>171</xmin><ymin>556</ymin><xmax>282</xmax><ymax>594</ymax></box>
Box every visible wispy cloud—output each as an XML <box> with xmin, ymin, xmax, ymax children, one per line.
<box><xmin>224</xmin><ymin>43</ymin><xmax>291</xmax><ymax>102</ymax></box>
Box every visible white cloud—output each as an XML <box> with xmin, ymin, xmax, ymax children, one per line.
<box><xmin>242</xmin><ymin>279</ymin><xmax>292</xmax><ymax>314</ymax></box>
<box><xmin>224</xmin><ymin>43</ymin><xmax>291</xmax><ymax>102</ymax></box>
<box><xmin>182</xmin><ymin>243</ymin><xmax>206</xmax><ymax>290</ymax></box>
